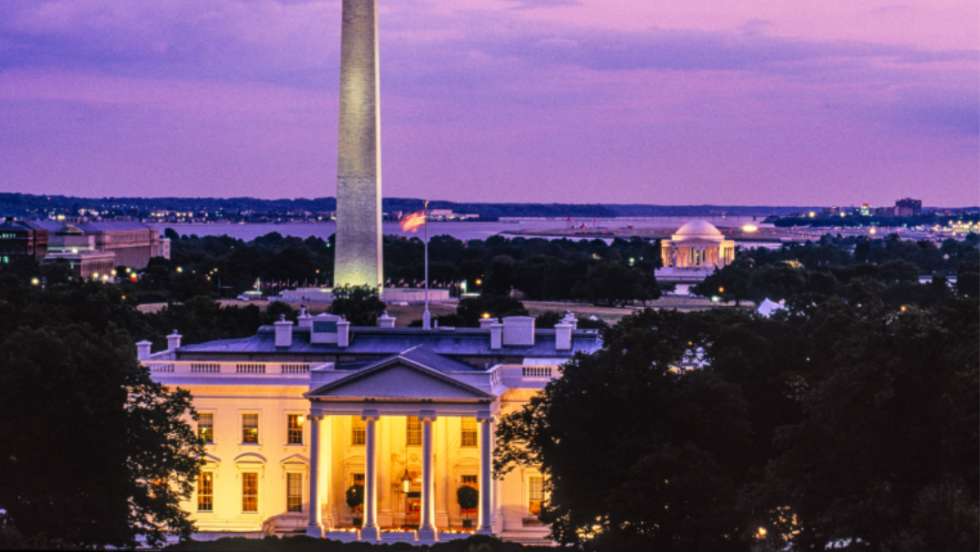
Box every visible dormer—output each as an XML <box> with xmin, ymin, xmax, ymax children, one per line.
<box><xmin>310</xmin><ymin>313</ymin><xmax>343</xmax><ymax>344</ymax></box>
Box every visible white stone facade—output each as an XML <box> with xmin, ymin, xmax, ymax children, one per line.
<box><xmin>142</xmin><ymin>313</ymin><xmax>597</xmax><ymax>545</ymax></box>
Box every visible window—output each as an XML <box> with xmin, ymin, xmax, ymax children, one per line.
<box><xmin>462</xmin><ymin>475</ymin><xmax>477</xmax><ymax>488</ymax></box>
<box><xmin>461</xmin><ymin>418</ymin><xmax>477</xmax><ymax>448</ymax></box>
<box><xmin>528</xmin><ymin>476</ymin><xmax>543</xmax><ymax>515</ymax></box>
<box><xmin>242</xmin><ymin>472</ymin><xmax>259</xmax><ymax>512</ymax></box>
<box><xmin>197</xmin><ymin>472</ymin><xmax>213</xmax><ymax>512</ymax></box>
<box><xmin>242</xmin><ymin>413</ymin><xmax>259</xmax><ymax>443</ymax></box>
<box><xmin>198</xmin><ymin>413</ymin><xmax>214</xmax><ymax>444</ymax></box>
<box><xmin>287</xmin><ymin>414</ymin><xmax>303</xmax><ymax>445</ymax></box>
<box><xmin>406</xmin><ymin>417</ymin><xmax>422</xmax><ymax>446</ymax></box>
<box><xmin>351</xmin><ymin>416</ymin><xmax>365</xmax><ymax>446</ymax></box>
<box><xmin>287</xmin><ymin>473</ymin><xmax>303</xmax><ymax>513</ymax></box>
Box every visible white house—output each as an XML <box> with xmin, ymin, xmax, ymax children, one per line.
<box><xmin>140</xmin><ymin>310</ymin><xmax>601</xmax><ymax>545</ymax></box>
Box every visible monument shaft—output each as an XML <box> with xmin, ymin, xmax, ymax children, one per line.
<box><xmin>334</xmin><ymin>0</ymin><xmax>382</xmax><ymax>288</ymax></box>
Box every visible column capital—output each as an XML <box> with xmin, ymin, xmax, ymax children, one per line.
<box><xmin>476</xmin><ymin>411</ymin><xmax>494</xmax><ymax>422</ymax></box>
<box><xmin>418</xmin><ymin>410</ymin><xmax>437</xmax><ymax>422</ymax></box>
<box><xmin>361</xmin><ymin>409</ymin><xmax>379</xmax><ymax>421</ymax></box>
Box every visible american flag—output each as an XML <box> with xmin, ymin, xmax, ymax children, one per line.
<box><xmin>399</xmin><ymin>210</ymin><xmax>426</xmax><ymax>232</ymax></box>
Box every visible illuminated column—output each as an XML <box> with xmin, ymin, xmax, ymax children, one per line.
<box><xmin>477</xmin><ymin>413</ymin><xmax>494</xmax><ymax>535</ymax></box>
<box><xmin>306</xmin><ymin>415</ymin><xmax>323</xmax><ymax>538</ymax></box>
<box><xmin>361</xmin><ymin>412</ymin><xmax>380</xmax><ymax>541</ymax></box>
<box><xmin>334</xmin><ymin>0</ymin><xmax>383</xmax><ymax>288</ymax></box>
<box><xmin>418</xmin><ymin>411</ymin><xmax>437</xmax><ymax>542</ymax></box>
<box><xmin>321</xmin><ymin>415</ymin><xmax>334</xmax><ymax>529</ymax></box>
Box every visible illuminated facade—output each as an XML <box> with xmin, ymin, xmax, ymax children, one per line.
<box><xmin>142</xmin><ymin>311</ymin><xmax>599</xmax><ymax>545</ymax></box>
<box><xmin>660</xmin><ymin>220</ymin><xmax>736</xmax><ymax>270</ymax></box>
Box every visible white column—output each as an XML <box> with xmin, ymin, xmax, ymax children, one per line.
<box><xmin>418</xmin><ymin>411</ymin><xmax>437</xmax><ymax>542</ymax></box>
<box><xmin>361</xmin><ymin>412</ymin><xmax>380</xmax><ymax>541</ymax></box>
<box><xmin>477</xmin><ymin>413</ymin><xmax>493</xmax><ymax>535</ymax></box>
<box><xmin>321</xmin><ymin>415</ymin><xmax>334</xmax><ymax>529</ymax></box>
<box><xmin>306</xmin><ymin>415</ymin><xmax>323</xmax><ymax>538</ymax></box>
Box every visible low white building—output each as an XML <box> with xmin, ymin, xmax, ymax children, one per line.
<box><xmin>140</xmin><ymin>311</ymin><xmax>600</xmax><ymax>545</ymax></box>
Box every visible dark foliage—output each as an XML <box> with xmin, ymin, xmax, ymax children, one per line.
<box><xmin>330</xmin><ymin>285</ymin><xmax>387</xmax><ymax>326</ymax></box>
<box><xmin>495</xmin><ymin>298</ymin><xmax>979</xmax><ymax>551</ymax></box>
<box><xmin>0</xmin><ymin>276</ymin><xmax>203</xmax><ymax>548</ymax></box>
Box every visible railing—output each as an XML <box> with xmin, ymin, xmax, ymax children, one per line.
<box><xmin>191</xmin><ymin>363</ymin><xmax>221</xmax><ymax>373</ymax></box>
<box><xmin>142</xmin><ymin>361</ymin><xmax>312</xmax><ymax>376</ymax></box>
<box><xmin>236</xmin><ymin>363</ymin><xmax>266</xmax><ymax>374</ymax></box>
<box><xmin>521</xmin><ymin>366</ymin><xmax>553</xmax><ymax>378</ymax></box>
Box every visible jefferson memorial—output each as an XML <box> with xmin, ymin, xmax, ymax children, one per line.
<box><xmin>140</xmin><ymin>311</ymin><xmax>601</xmax><ymax>545</ymax></box>
<box><xmin>656</xmin><ymin>220</ymin><xmax>736</xmax><ymax>283</ymax></box>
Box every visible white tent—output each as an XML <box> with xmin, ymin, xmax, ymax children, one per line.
<box><xmin>756</xmin><ymin>298</ymin><xmax>786</xmax><ymax>318</ymax></box>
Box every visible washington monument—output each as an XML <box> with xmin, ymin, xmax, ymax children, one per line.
<box><xmin>334</xmin><ymin>0</ymin><xmax>383</xmax><ymax>288</ymax></box>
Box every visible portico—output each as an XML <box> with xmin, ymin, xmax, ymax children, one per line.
<box><xmin>303</xmin><ymin>349</ymin><xmax>497</xmax><ymax>543</ymax></box>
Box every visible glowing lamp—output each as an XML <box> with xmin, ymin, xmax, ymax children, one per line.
<box><xmin>742</xmin><ymin>224</ymin><xmax>758</xmax><ymax>233</ymax></box>
<box><xmin>31</xmin><ymin>278</ymin><xmax>39</xmax><ymax>286</ymax></box>
<box><xmin>481</xmin><ymin>313</ymin><xmax>490</xmax><ymax>319</ymax></box>
<box><xmin>401</xmin><ymin>471</ymin><xmax>412</xmax><ymax>494</ymax></box>
<box><xmin>719</xmin><ymin>287</ymin><xmax>725</xmax><ymax>293</ymax></box>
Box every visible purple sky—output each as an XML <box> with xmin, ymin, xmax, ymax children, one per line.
<box><xmin>0</xmin><ymin>0</ymin><xmax>977</xmax><ymax>206</ymax></box>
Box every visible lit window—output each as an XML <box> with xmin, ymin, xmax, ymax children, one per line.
<box><xmin>351</xmin><ymin>416</ymin><xmax>365</xmax><ymax>446</ymax></box>
<box><xmin>461</xmin><ymin>418</ymin><xmax>477</xmax><ymax>448</ymax></box>
<box><xmin>462</xmin><ymin>475</ymin><xmax>477</xmax><ymax>488</ymax></box>
<box><xmin>197</xmin><ymin>471</ymin><xmax>213</xmax><ymax>512</ymax></box>
<box><xmin>287</xmin><ymin>414</ymin><xmax>303</xmax><ymax>445</ymax></box>
<box><xmin>242</xmin><ymin>413</ymin><xmax>259</xmax><ymax>444</ymax></box>
<box><xmin>287</xmin><ymin>473</ymin><xmax>303</xmax><ymax>513</ymax></box>
<box><xmin>242</xmin><ymin>472</ymin><xmax>258</xmax><ymax>512</ymax></box>
<box><xmin>406</xmin><ymin>417</ymin><xmax>422</xmax><ymax>446</ymax></box>
<box><xmin>528</xmin><ymin>476</ymin><xmax>543</xmax><ymax>515</ymax></box>
<box><xmin>198</xmin><ymin>413</ymin><xmax>214</xmax><ymax>444</ymax></box>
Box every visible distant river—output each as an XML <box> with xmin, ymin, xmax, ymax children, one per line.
<box><xmin>152</xmin><ymin>216</ymin><xmax>760</xmax><ymax>242</ymax></box>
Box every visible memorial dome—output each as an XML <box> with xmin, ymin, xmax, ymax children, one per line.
<box><xmin>672</xmin><ymin>220</ymin><xmax>724</xmax><ymax>242</ymax></box>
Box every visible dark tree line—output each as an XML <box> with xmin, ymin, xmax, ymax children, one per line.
<box><xmin>495</xmin><ymin>299</ymin><xmax>979</xmax><ymax>552</ymax></box>
<box><xmin>694</xmin><ymin>233</ymin><xmax>979</xmax><ymax>309</ymax></box>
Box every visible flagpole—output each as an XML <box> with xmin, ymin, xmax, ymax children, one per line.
<box><xmin>422</xmin><ymin>200</ymin><xmax>431</xmax><ymax>330</ymax></box>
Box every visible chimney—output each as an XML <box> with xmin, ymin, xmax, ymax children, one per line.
<box><xmin>337</xmin><ymin>318</ymin><xmax>351</xmax><ymax>347</ymax></box>
<box><xmin>167</xmin><ymin>330</ymin><xmax>182</xmax><ymax>351</ymax></box>
<box><xmin>502</xmin><ymin>316</ymin><xmax>535</xmax><ymax>346</ymax></box>
<box><xmin>378</xmin><ymin>311</ymin><xmax>396</xmax><ymax>328</ymax></box>
<box><xmin>275</xmin><ymin>315</ymin><xmax>294</xmax><ymax>348</ymax></box>
<box><xmin>136</xmin><ymin>340</ymin><xmax>152</xmax><ymax>360</ymax></box>
<box><xmin>563</xmin><ymin>310</ymin><xmax>578</xmax><ymax>329</ymax></box>
<box><xmin>298</xmin><ymin>306</ymin><xmax>313</xmax><ymax>328</ymax></box>
<box><xmin>479</xmin><ymin>317</ymin><xmax>496</xmax><ymax>329</ymax></box>
<box><xmin>555</xmin><ymin>321</ymin><xmax>573</xmax><ymax>351</ymax></box>
<box><xmin>490</xmin><ymin>322</ymin><xmax>503</xmax><ymax>350</ymax></box>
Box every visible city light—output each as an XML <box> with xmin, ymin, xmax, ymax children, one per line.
<box><xmin>742</xmin><ymin>224</ymin><xmax>758</xmax><ymax>233</ymax></box>
<box><xmin>31</xmin><ymin>278</ymin><xmax>39</xmax><ymax>285</ymax></box>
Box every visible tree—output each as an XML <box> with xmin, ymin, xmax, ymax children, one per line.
<box><xmin>330</xmin><ymin>285</ymin><xmax>386</xmax><ymax>326</ymax></box>
<box><xmin>457</xmin><ymin>485</ymin><xmax>479</xmax><ymax>524</ymax></box>
<box><xmin>571</xmin><ymin>261</ymin><xmax>661</xmax><ymax>306</ymax></box>
<box><xmin>693</xmin><ymin>264</ymin><xmax>752</xmax><ymax>306</ymax></box>
<box><xmin>0</xmin><ymin>324</ymin><xmax>203</xmax><ymax>548</ymax></box>
<box><xmin>495</xmin><ymin>309</ymin><xmax>755</xmax><ymax>550</ymax></box>
<box><xmin>748</xmin><ymin>262</ymin><xmax>808</xmax><ymax>302</ymax></box>
<box><xmin>752</xmin><ymin>298</ymin><xmax>979</xmax><ymax>550</ymax></box>
<box><xmin>455</xmin><ymin>294</ymin><xmax>528</xmax><ymax>326</ymax></box>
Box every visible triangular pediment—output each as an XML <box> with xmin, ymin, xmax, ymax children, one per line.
<box><xmin>308</xmin><ymin>359</ymin><xmax>492</xmax><ymax>401</ymax></box>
